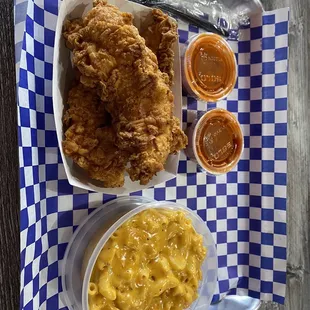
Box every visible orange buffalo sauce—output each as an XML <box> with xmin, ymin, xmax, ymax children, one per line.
<box><xmin>183</xmin><ymin>33</ymin><xmax>237</xmax><ymax>102</ymax></box>
<box><xmin>190</xmin><ymin>109</ymin><xmax>243</xmax><ymax>175</ymax></box>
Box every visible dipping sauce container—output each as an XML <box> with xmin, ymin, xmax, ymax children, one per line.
<box><xmin>186</xmin><ymin>108</ymin><xmax>243</xmax><ymax>175</ymax></box>
<box><xmin>182</xmin><ymin>33</ymin><xmax>237</xmax><ymax>102</ymax></box>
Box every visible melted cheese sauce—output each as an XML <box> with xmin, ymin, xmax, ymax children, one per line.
<box><xmin>88</xmin><ymin>209</ymin><xmax>206</xmax><ymax>310</ymax></box>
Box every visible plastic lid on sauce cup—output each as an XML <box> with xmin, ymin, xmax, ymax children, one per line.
<box><xmin>193</xmin><ymin>108</ymin><xmax>243</xmax><ymax>175</ymax></box>
<box><xmin>184</xmin><ymin>33</ymin><xmax>237</xmax><ymax>102</ymax></box>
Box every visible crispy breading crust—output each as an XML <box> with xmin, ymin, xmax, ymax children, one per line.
<box><xmin>63</xmin><ymin>1</ymin><xmax>187</xmax><ymax>186</ymax></box>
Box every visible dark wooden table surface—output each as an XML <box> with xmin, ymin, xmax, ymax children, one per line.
<box><xmin>0</xmin><ymin>0</ymin><xmax>309</xmax><ymax>309</ymax></box>
<box><xmin>0</xmin><ymin>1</ymin><xmax>20</xmax><ymax>310</ymax></box>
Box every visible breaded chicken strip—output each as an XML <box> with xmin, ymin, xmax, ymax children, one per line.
<box><xmin>63</xmin><ymin>0</ymin><xmax>187</xmax><ymax>185</ymax></box>
<box><xmin>63</xmin><ymin>83</ymin><xmax>128</xmax><ymax>187</ymax></box>
<box><xmin>142</xmin><ymin>9</ymin><xmax>178</xmax><ymax>85</ymax></box>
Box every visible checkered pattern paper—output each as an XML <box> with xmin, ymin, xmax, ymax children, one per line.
<box><xmin>18</xmin><ymin>0</ymin><xmax>289</xmax><ymax>309</ymax></box>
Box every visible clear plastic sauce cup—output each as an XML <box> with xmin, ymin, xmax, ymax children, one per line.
<box><xmin>186</xmin><ymin>108</ymin><xmax>244</xmax><ymax>175</ymax></box>
<box><xmin>182</xmin><ymin>33</ymin><xmax>237</xmax><ymax>102</ymax></box>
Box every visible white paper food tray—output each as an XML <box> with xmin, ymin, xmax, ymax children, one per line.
<box><xmin>53</xmin><ymin>0</ymin><xmax>183</xmax><ymax>194</ymax></box>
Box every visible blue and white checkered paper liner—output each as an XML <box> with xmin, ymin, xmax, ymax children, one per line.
<box><xmin>18</xmin><ymin>0</ymin><xmax>289</xmax><ymax>309</ymax></box>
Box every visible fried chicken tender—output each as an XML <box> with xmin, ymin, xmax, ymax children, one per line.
<box><xmin>63</xmin><ymin>83</ymin><xmax>128</xmax><ymax>187</ymax></box>
<box><xmin>63</xmin><ymin>0</ymin><xmax>187</xmax><ymax>185</ymax></box>
<box><xmin>142</xmin><ymin>9</ymin><xmax>178</xmax><ymax>85</ymax></box>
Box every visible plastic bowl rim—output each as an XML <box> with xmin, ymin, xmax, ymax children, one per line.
<box><xmin>81</xmin><ymin>200</ymin><xmax>218</xmax><ymax>310</ymax></box>
<box><xmin>61</xmin><ymin>195</ymin><xmax>155</xmax><ymax>310</ymax></box>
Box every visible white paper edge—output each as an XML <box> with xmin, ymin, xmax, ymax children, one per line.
<box><xmin>52</xmin><ymin>0</ymin><xmax>182</xmax><ymax>194</ymax></box>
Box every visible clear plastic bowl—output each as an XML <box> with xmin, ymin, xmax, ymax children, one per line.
<box><xmin>61</xmin><ymin>196</ymin><xmax>218</xmax><ymax>310</ymax></box>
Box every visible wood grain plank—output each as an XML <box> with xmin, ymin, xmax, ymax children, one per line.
<box><xmin>0</xmin><ymin>2</ymin><xmax>20</xmax><ymax>310</ymax></box>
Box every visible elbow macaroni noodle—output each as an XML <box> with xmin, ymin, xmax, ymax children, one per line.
<box><xmin>88</xmin><ymin>209</ymin><xmax>207</xmax><ymax>310</ymax></box>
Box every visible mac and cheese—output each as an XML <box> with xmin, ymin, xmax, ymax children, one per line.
<box><xmin>88</xmin><ymin>209</ymin><xmax>207</xmax><ymax>310</ymax></box>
